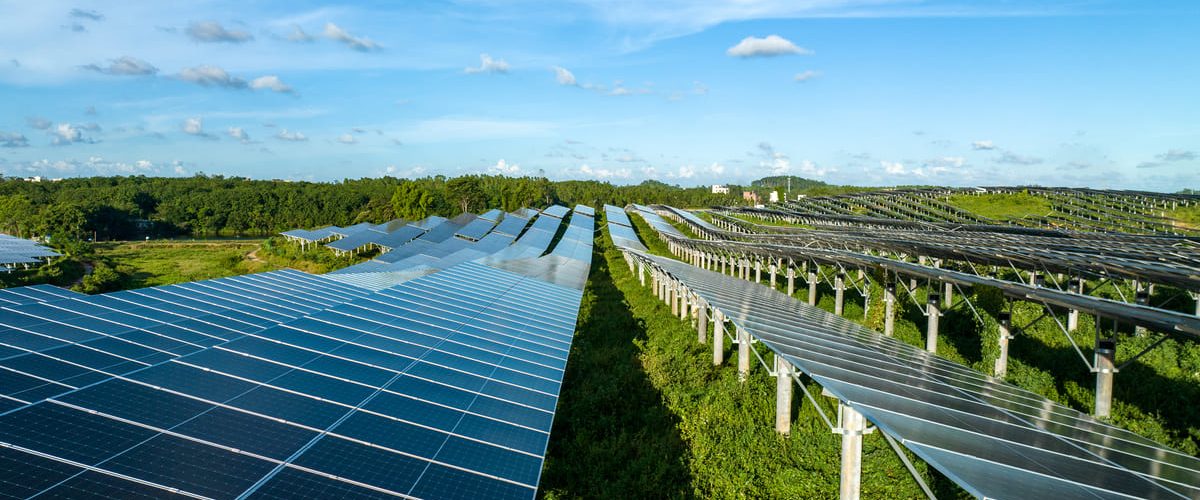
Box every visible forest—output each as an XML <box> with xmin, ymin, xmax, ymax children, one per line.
<box><xmin>0</xmin><ymin>174</ymin><xmax>753</xmax><ymax>243</ymax></box>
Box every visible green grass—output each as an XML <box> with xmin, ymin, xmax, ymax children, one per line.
<box><xmin>93</xmin><ymin>240</ymin><xmax>278</xmax><ymax>289</ymax></box>
<box><xmin>542</xmin><ymin>223</ymin><xmax>953</xmax><ymax>499</ymax></box>
<box><xmin>945</xmin><ymin>192</ymin><xmax>1053</xmax><ymax>221</ymax></box>
<box><xmin>1167</xmin><ymin>204</ymin><xmax>1200</xmax><ymax>230</ymax></box>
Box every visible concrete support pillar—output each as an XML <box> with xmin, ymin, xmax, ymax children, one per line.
<box><xmin>775</xmin><ymin>357</ymin><xmax>793</xmax><ymax>434</ymax></box>
<box><xmin>787</xmin><ymin>267</ymin><xmax>795</xmax><ymax>296</ymax></box>
<box><xmin>1067</xmin><ymin>278</ymin><xmax>1083</xmax><ymax>332</ymax></box>
<box><xmin>926</xmin><ymin>293</ymin><xmax>941</xmax><ymax>353</ymax></box>
<box><xmin>638</xmin><ymin>263</ymin><xmax>645</xmax><ymax>286</ymax></box>
<box><xmin>884</xmin><ymin>281</ymin><xmax>896</xmax><ymax>337</ymax></box>
<box><xmin>943</xmin><ymin>280</ymin><xmax>954</xmax><ymax>308</ymax></box>
<box><xmin>698</xmin><ymin>301</ymin><xmax>708</xmax><ymax>344</ymax></box>
<box><xmin>995</xmin><ymin>312</ymin><xmax>1013</xmax><ymax>378</ymax></box>
<box><xmin>1135</xmin><ymin>289</ymin><xmax>1150</xmax><ymax>336</ymax></box>
<box><xmin>743</xmin><ymin>259</ymin><xmax>750</xmax><ymax>280</ymax></box>
<box><xmin>713</xmin><ymin>310</ymin><xmax>725</xmax><ymax>366</ymax></box>
<box><xmin>808</xmin><ymin>269</ymin><xmax>819</xmax><ymax>306</ymax></box>
<box><xmin>834</xmin><ymin>272</ymin><xmax>846</xmax><ymax>316</ymax></box>
<box><xmin>838</xmin><ymin>403</ymin><xmax>866</xmax><ymax>500</ymax></box>
<box><xmin>737</xmin><ymin>326</ymin><xmax>751</xmax><ymax>382</ymax></box>
<box><xmin>720</xmin><ymin>256</ymin><xmax>727</xmax><ymax>274</ymax></box>
<box><xmin>669</xmin><ymin>282</ymin><xmax>678</xmax><ymax>316</ymax></box>
<box><xmin>1094</xmin><ymin>333</ymin><xmax>1117</xmax><ymax>418</ymax></box>
<box><xmin>769</xmin><ymin>264</ymin><xmax>777</xmax><ymax>288</ymax></box>
<box><xmin>678</xmin><ymin>287</ymin><xmax>689</xmax><ymax>320</ymax></box>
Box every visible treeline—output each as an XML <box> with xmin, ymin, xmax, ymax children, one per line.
<box><xmin>0</xmin><ymin>174</ymin><xmax>759</xmax><ymax>243</ymax></box>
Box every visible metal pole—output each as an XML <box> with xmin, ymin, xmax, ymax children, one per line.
<box><xmin>839</xmin><ymin>403</ymin><xmax>866</xmax><ymax>500</ymax></box>
<box><xmin>713</xmin><ymin>310</ymin><xmax>725</xmax><ymax>366</ymax></box>
<box><xmin>926</xmin><ymin>293</ymin><xmax>941</xmax><ymax>353</ymax></box>
<box><xmin>1095</xmin><ymin>331</ymin><xmax>1116</xmax><ymax>418</ymax></box>
<box><xmin>738</xmin><ymin>326</ymin><xmax>751</xmax><ymax>382</ymax></box>
<box><xmin>1135</xmin><ymin>289</ymin><xmax>1149</xmax><ymax>336</ymax></box>
<box><xmin>1068</xmin><ymin>278</ymin><xmax>1082</xmax><ymax>331</ymax></box>
<box><xmin>995</xmin><ymin>311</ymin><xmax>1012</xmax><ymax>378</ymax></box>
<box><xmin>834</xmin><ymin>272</ymin><xmax>845</xmax><ymax>316</ymax></box>
<box><xmin>770</xmin><ymin>263</ymin><xmax>777</xmax><ymax>288</ymax></box>
<box><xmin>776</xmin><ymin>357</ymin><xmax>793</xmax><ymax>434</ymax></box>
<box><xmin>884</xmin><ymin>281</ymin><xmax>896</xmax><ymax>337</ymax></box>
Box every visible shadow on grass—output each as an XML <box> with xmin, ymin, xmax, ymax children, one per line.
<box><xmin>540</xmin><ymin>247</ymin><xmax>694</xmax><ymax>499</ymax></box>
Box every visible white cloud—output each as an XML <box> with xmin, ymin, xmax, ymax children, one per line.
<box><xmin>971</xmin><ymin>140</ymin><xmax>996</xmax><ymax>150</ymax></box>
<box><xmin>727</xmin><ymin>35</ymin><xmax>811</xmax><ymax>58</ymax></box>
<box><xmin>489</xmin><ymin>159</ymin><xmax>521</xmax><ymax>175</ymax></box>
<box><xmin>323</xmin><ymin>23</ymin><xmax>381</xmax><ymax>51</ymax></box>
<box><xmin>178</xmin><ymin>65</ymin><xmax>247</xmax><ymax>89</ymax></box>
<box><xmin>881</xmin><ymin>160</ymin><xmax>906</xmax><ymax>175</ymax></box>
<box><xmin>69</xmin><ymin>9</ymin><xmax>104</xmax><ymax>21</ymax></box>
<box><xmin>579</xmin><ymin>164</ymin><xmax>631</xmax><ymax>179</ymax></box>
<box><xmin>708</xmin><ymin>162</ymin><xmax>726</xmax><ymax>175</ymax></box>
<box><xmin>249</xmin><ymin>75</ymin><xmax>294</xmax><ymax>93</ymax></box>
<box><xmin>1136</xmin><ymin>149</ymin><xmax>1198</xmax><ymax>169</ymax></box>
<box><xmin>181</xmin><ymin>117</ymin><xmax>216</xmax><ymax>139</ymax></box>
<box><xmin>227</xmin><ymin>127</ymin><xmax>250</xmax><ymax>143</ymax></box>
<box><xmin>465</xmin><ymin>54</ymin><xmax>510</xmax><ymax>74</ymax></box>
<box><xmin>186</xmin><ymin>21</ymin><xmax>253</xmax><ymax>43</ymax></box>
<box><xmin>669</xmin><ymin>165</ymin><xmax>697</xmax><ymax>178</ymax></box>
<box><xmin>287</xmin><ymin>25</ymin><xmax>315</xmax><ymax>42</ymax></box>
<box><xmin>80</xmin><ymin>56</ymin><xmax>159</xmax><ymax>76</ymax></box>
<box><xmin>51</xmin><ymin>123</ymin><xmax>94</xmax><ymax>145</ymax></box>
<box><xmin>794</xmin><ymin>70</ymin><xmax>820</xmax><ymax>82</ymax></box>
<box><xmin>552</xmin><ymin>66</ymin><xmax>576</xmax><ymax>85</ymax></box>
<box><xmin>26</xmin><ymin>117</ymin><xmax>51</xmax><ymax>130</ymax></box>
<box><xmin>336</xmin><ymin>133</ymin><xmax>357</xmax><ymax>144</ymax></box>
<box><xmin>996</xmin><ymin>151</ymin><xmax>1042</xmax><ymax>165</ymax></box>
<box><xmin>275</xmin><ymin>129</ymin><xmax>308</xmax><ymax>141</ymax></box>
<box><xmin>0</xmin><ymin>132</ymin><xmax>29</xmax><ymax>148</ymax></box>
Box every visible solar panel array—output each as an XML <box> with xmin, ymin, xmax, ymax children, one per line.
<box><xmin>604</xmin><ymin>204</ymin><xmax>647</xmax><ymax>252</ymax></box>
<box><xmin>0</xmin><ymin>234</ymin><xmax>60</xmax><ymax>267</ymax></box>
<box><xmin>1</xmin><ymin>205</ymin><xmax>593</xmax><ymax>499</ymax></box>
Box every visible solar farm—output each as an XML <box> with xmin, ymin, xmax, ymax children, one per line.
<box><xmin>2</xmin><ymin>188</ymin><xmax>1200</xmax><ymax>499</ymax></box>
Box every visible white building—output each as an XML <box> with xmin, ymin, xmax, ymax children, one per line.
<box><xmin>711</xmin><ymin>184</ymin><xmax>730</xmax><ymax>194</ymax></box>
<box><xmin>769</xmin><ymin>191</ymin><xmax>779</xmax><ymax>203</ymax></box>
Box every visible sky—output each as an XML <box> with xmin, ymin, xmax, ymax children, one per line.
<box><xmin>0</xmin><ymin>0</ymin><xmax>1198</xmax><ymax>190</ymax></box>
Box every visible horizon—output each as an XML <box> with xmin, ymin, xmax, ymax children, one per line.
<box><xmin>2</xmin><ymin>1</ymin><xmax>1198</xmax><ymax>190</ymax></box>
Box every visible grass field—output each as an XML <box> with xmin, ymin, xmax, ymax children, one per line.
<box><xmin>945</xmin><ymin>192</ymin><xmax>1053</xmax><ymax>221</ymax></box>
<box><xmin>93</xmin><ymin>239</ymin><xmax>277</xmax><ymax>289</ymax></box>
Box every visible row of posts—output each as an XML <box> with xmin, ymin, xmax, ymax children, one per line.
<box><xmin>672</xmin><ymin>244</ymin><xmax>1131</xmax><ymax>419</ymax></box>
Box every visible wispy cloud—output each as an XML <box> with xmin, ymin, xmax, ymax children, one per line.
<box><xmin>552</xmin><ymin>66</ymin><xmax>576</xmax><ymax>85</ymax></box>
<box><xmin>727</xmin><ymin>35</ymin><xmax>811</xmax><ymax>57</ymax></box>
<box><xmin>178</xmin><ymin>65</ymin><xmax>247</xmax><ymax>89</ymax></box>
<box><xmin>336</xmin><ymin>133</ymin><xmax>357</xmax><ymax>144</ymax></box>
<box><xmin>69</xmin><ymin>8</ymin><xmax>104</xmax><ymax>21</ymax></box>
<box><xmin>186</xmin><ymin>21</ymin><xmax>254</xmax><ymax>43</ymax></box>
<box><xmin>26</xmin><ymin>117</ymin><xmax>52</xmax><ymax>130</ymax></box>
<box><xmin>1136</xmin><ymin>149</ymin><xmax>1197</xmax><ymax>168</ymax></box>
<box><xmin>249</xmin><ymin>75</ymin><xmax>294</xmax><ymax>94</ymax></box>
<box><xmin>323</xmin><ymin>23</ymin><xmax>381</xmax><ymax>51</ymax></box>
<box><xmin>465</xmin><ymin>54</ymin><xmax>510</xmax><ymax>74</ymax></box>
<box><xmin>971</xmin><ymin>140</ymin><xmax>996</xmax><ymax>150</ymax></box>
<box><xmin>794</xmin><ymin>70</ymin><xmax>820</xmax><ymax>82</ymax></box>
<box><xmin>996</xmin><ymin>151</ymin><xmax>1043</xmax><ymax>165</ymax></box>
<box><xmin>287</xmin><ymin>25</ymin><xmax>316</xmax><ymax>42</ymax></box>
<box><xmin>227</xmin><ymin>127</ymin><xmax>251</xmax><ymax>143</ymax></box>
<box><xmin>0</xmin><ymin>132</ymin><xmax>29</xmax><ymax>148</ymax></box>
<box><xmin>276</xmin><ymin>129</ymin><xmax>308</xmax><ymax>141</ymax></box>
<box><xmin>80</xmin><ymin>56</ymin><xmax>159</xmax><ymax>76</ymax></box>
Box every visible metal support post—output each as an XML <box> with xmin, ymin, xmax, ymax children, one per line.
<box><xmin>839</xmin><ymin>403</ymin><xmax>866</xmax><ymax>500</ymax></box>
<box><xmin>808</xmin><ymin>269</ymin><xmax>818</xmax><ymax>306</ymax></box>
<box><xmin>1068</xmin><ymin>278</ymin><xmax>1082</xmax><ymax>331</ymax></box>
<box><xmin>770</xmin><ymin>264</ymin><xmax>777</xmax><ymax>288</ymax></box>
<box><xmin>926</xmin><ymin>293</ymin><xmax>941</xmax><ymax>353</ymax></box>
<box><xmin>1094</xmin><ymin>332</ymin><xmax>1117</xmax><ymax>418</ymax></box>
<box><xmin>787</xmin><ymin>267</ymin><xmax>795</xmax><ymax>296</ymax></box>
<box><xmin>943</xmin><ymin>280</ymin><xmax>954</xmax><ymax>308</ymax></box>
<box><xmin>1135</xmin><ymin>289</ymin><xmax>1150</xmax><ymax>336</ymax></box>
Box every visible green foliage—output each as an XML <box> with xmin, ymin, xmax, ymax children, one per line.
<box><xmin>945</xmin><ymin>192</ymin><xmax>1053</xmax><ymax>221</ymax></box>
<box><xmin>1167</xmin><ymin>204</ymin><xmax>1200</xmax><ymax>230</ymax></box>
<box><xmin>79</xmin><ymin>262</ymin><xmax>122</xmax><ymax>294</ymax></box>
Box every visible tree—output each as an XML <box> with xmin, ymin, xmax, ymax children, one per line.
<box><xmin>447</xmin><ymin>176</ymin><xmax>487</xmax><ymax>214</ymax></box>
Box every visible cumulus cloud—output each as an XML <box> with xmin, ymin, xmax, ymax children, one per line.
<box><xmin>552</xmin><ymin>66</ymin><xmax>576</xmax><ymax>86</ymax></box>
<box><xmin>186</xmin><ymin>21</ymin><xmax>253</xmax><ymax>43</ymax></box>
<box><xmin>466</xmin><ymin>54</ymin><xmax>510</xmax><ymax>74</ymax></box>
<box><xmin>275</xmin><ymin>129</ymin><xmax>307</xmax><ymax>141</ymax></box>
<box><xmin>0</xmin><ymin>132</ymin><xmax>29</xmax><ymax>148</ymax></box>
<box><xmin>69</xmin><ymin>8</ymin><xmax>104</xmax><ymax>21</ymax></box>
<box><xmin>794</xmin><ymin>70</ymin><xmax>820</xmax><ymax>82</ymax></box>
<box><xmin>227</xmin><ymin>127</ymin><xmax>250</xmax><ymax>143</ymax></box>
<box><xmin>336</xmin><ymin>133</ymin><xmax>357</xmax><ymax>144</ymax></box>
<box><xmin>996</xmin><ymin>151</ymin><xmax>1043</xmax><ymax>165</ymax></box>
<box><xmin>709</xmin><ymin>162</ymin><xmax>726</xmax><ymax>175</ymax></box>
<box><xmin>51</xmin><ymin>123</ymin><xmax>95</xmax><ymax>145</ymax></box>
<box><xmin>489</xmin><ymin>159</ymin><xmax>521</xmax><ymax>175</ymax></box>
<box><xmin>578</xmin><ymin>164</ymin><xmax>631</xmax><ymax>179</ymax></box>
<box><xmin>26</xmin><ymin>117</ymin><xmax>52</xmax><ymax>130</ymax></box>
<box><xmin>727</xmin><ymin>35</ymin><xmax>811</xmax><ymax>58</ymax></box>
<box><xmin>80</xmin><ymin>56</ymin><xmax>159</xmax><ymax>76</ymax></box>
<box><xmin>181</xmin><ymin>117</ymin><xmax>215</xmax><ymax>139</ymax></box>
<box><xmin>323</xmin><ymin>23</ymin><xmax>381</xmax><ymax>51</ymax></box>
<box><xmin>178</xmin><ymin>65</ymin><xmax>247</xmax><ymax>89</ymax></box>
<box><xmin>971</xmin><ymin>140</ymin><xmax>996</xmax><ymax>150</ymax></box>
<box><xmin>249</xmin><ymin>75</ymin><xmax>294</xmax><ymax>93</ymax></box>
<box><xmin>881</xmin><ymin>160</ymin><xmax>907</xmax><ymax>175</ymax></box>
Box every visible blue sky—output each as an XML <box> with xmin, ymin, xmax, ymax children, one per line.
<box><xmin>1</xmin><ymin>1</ymin><xmax>1197</xmax><ymax>190</ymax></box>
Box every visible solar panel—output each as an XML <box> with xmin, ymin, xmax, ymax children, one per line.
<box><xmin>540</xmin><ymin>205</ymin><xmax>570</xmax><ymax>219</ymax></box>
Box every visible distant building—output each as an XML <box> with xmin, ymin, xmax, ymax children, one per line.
<box><xmin>711</xmin><ymin>184</ymin><xmax>729</xmax><ymax>194</ymax></box>
<box><xmin>742</xmin><ymin>191</ymin><xmax>760</xmax><ymax>204</ymax></box>
<box><xmin>769</xmin><ymin>191</ymin><xmax>779</xmax><ymax>203</ymax></box>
